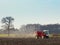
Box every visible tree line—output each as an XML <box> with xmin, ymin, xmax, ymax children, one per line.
<box><xmin>20</xmin><ymin>24</ymin><xmax>60</xmax><ymax>34</ymax></box>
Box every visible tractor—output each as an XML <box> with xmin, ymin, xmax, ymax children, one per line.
<box><xmin>35</xmin><ymin>30</ymin><xmax>49</xmax><ymax>39</ymax></box>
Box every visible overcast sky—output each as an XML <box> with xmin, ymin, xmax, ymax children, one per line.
<box><xmin>0</xmin><ymin>0</ymin><xmax>60</xmax><ymax>28</ymax></box>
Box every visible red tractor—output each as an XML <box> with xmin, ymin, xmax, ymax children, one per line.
<box><xmin>35</xmin><ymin>30</ymin><xmax>49</xmax><ymax>39</ymax></box>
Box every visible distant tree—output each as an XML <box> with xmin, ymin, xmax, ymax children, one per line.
<box><xmin>1</xmin><ymin>16</ymin><xmax>14</xmax><ymax>36</ymax></box>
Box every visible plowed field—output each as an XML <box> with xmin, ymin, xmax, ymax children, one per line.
<box><xmin>0</xmin><ymin>37</ymin><xmax>60</xmax><ymax>45</ymax></box>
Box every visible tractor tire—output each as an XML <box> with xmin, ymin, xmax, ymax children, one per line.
<box><xmin>41</xmin><ymin>36</ymin><xmax>44</xmax><ymax>39</ymax></box>
<box><xmin>46</xmin><ymin>36</ymin><xmax>49</xmax><ymax>38</ymax></box>
<box><xmin>35</xmin><ymin>35</ymin><xmax>39</xmax><ymax>39</ymax></box>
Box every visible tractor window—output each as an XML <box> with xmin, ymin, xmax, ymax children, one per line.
<box><xmin>44</xmin><ymin>31</ymin><xmax>49</xmax><ymax>34</ymax></box>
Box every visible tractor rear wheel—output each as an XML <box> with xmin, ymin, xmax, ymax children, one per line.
<box><xmin>46</xmin><ymin>36</ymin><xmax>49</xmax><ymax>38</ymax></box>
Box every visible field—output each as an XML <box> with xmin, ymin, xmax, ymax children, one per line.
<box><xmin>0</xmin><ymin>38</ymin><xmax>60</xmax><ymax>45</ymax></box>
<box><xmin>0</xmin><ymin>34</ymin><xmax>60</xmax><ymax>45</ymax></box>
<box><xmin>0</xmin><ymin>34</ymin><xmax>53</xmax><ymax>38</ymax></box>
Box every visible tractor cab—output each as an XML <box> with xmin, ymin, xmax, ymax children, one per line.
<box><xmin>43</xmin><ymin>30</ymin><xmax>49</xmax><ymax>38</ymax></box>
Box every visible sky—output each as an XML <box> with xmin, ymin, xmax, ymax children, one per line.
<box><xmin>0</xmin><ymin>0</ymin><xmax>60</xmax><ymax>29</ymax></box>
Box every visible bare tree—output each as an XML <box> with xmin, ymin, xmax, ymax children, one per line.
<box><xmin>1</xmin><ymin>16</ymin><xmax>14</xmax><ymax>36</ymax></box>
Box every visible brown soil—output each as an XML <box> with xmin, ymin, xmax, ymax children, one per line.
<box><xmin>0</xmin><ymin>37</ymin><xmax>60</xmax><ymax>45</ymax></box>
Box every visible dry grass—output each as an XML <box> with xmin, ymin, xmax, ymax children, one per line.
<box><xmin>0</xmin><ymin>34</ymin><xmax>60</xmax><ymax>45</ymax></box>
<box><xmin>0</xmin><ymin>34</ymin><xmax>60</xmax><ymax>38</ymax></box>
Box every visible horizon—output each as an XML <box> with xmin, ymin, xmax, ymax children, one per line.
<box><xmin>0</xmin><ymin>0</ymin><xmax>60</xmax><ymax>28</ymax></box>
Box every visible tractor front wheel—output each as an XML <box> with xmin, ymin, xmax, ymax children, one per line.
<box><xmin>35</xmin><ymin>35</ymin><xmax>39</xmax><ymax>39</ymax></box>
<box><xmin>41</xmin><ymin>36</ymin><xmax>44</xmax><ymax>39</ymax></box>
